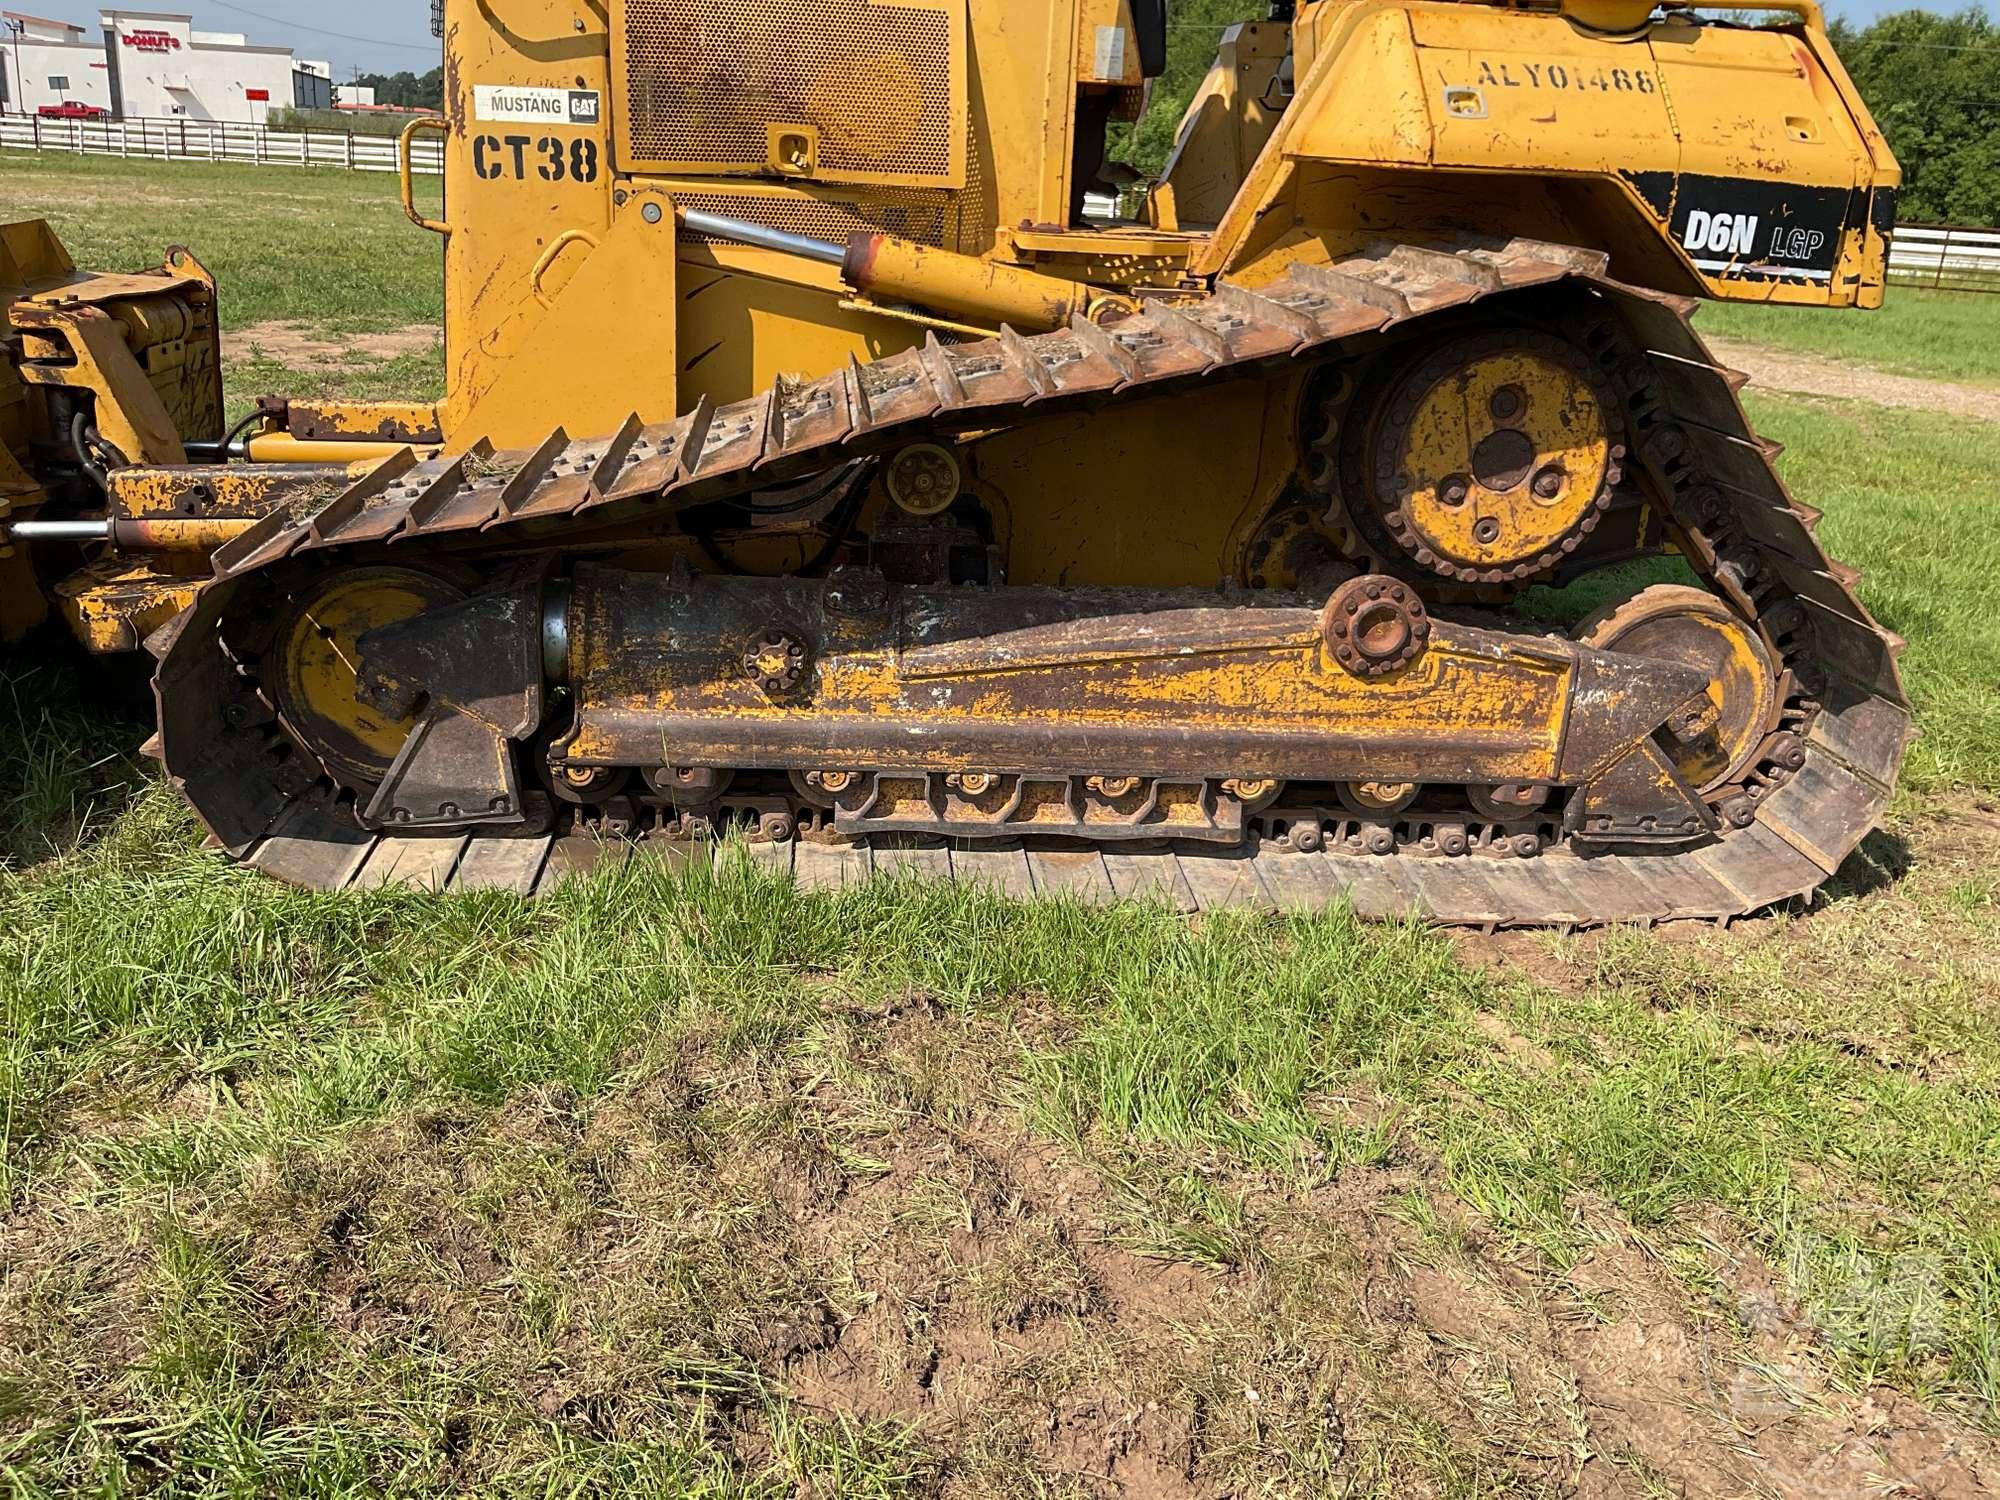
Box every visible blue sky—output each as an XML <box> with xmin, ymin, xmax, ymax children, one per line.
<box><xmin>23</xmin><ymin>0</ymin><xmax>1976</xmax><ymax>84</ymax></box>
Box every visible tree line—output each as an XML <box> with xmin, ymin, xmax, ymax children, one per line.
<box><xmin>1831</xmin><ymin>8</ymin><xmax>2000</xmax><ymax>226</ymax></box>
<box><xmin>350</xmin><ymin>68</ymin><xmax>446</xmax><ymax>111</ymax></box>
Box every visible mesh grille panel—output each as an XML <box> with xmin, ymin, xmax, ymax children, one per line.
<box><xmin>620</xmin><ymin>0</ymin><xmax>962</xmax><ymax>184</ymax></box>
<box><xmin>674</xmin><ymin>192</ymin><xmax>955</xmax><ymax>249</ymax></box>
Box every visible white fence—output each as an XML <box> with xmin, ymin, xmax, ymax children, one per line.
<box><xmin>1887</xmin><ymin>223</ymin><xmax>2000</xmax><ymax>293</ymax></box>
<box><xmin>0</xmin><ymin>112</ymin><xmax>442</xmax><ymax>174</ymax></box>
<box><xmin>3</xmin><ymin>113</ymin><xmax>1999</xmax><ymax>291</ymax></box>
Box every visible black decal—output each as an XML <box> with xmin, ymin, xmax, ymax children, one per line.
<box><xmin>1612</xmin><ymin>67</ymin><xmax>1633</xmax><ymax>90</ymax></box>
<box><xmin>1667</xmin><ymin>174</ymin><xmax>1854</xmax><ymax>282</ymax></box>
<box><xmin>1635</xmin><ymin>72</ymin><xmax>1655</xmax><ymax>93</ymax></box>
<box><xmin>539</xmin><ymin>135</ymin><xmax>564</xmax><ymax>181</ymax></box>
<box><xmin>1500</xmin><ymin>62</ymin><xmax>1520</xmax><ymax>86</ymax></box>
<box><xmin>1868</xmin><ymin>185</ymin><xmax>1899</xmax><ymax>238</ymax></box>
<box><xmin>473</xmin><ymin>134</ymin><xmax>500</xmax><ymax>180</ymax></box>
<box><xmin>505</xmin><ymin>134</ymin><xmax>529</xmax><ymax>178</ymax></box>
<box><xmin>1549</xmin><ymin>64</ymin><xmax>1568</xmax><ymax>88</ymax></box>
<box><xmin>1523</xmin><ymin>62</ymin><xmax>1542</xmax><ymax>86</ymax></box>
<box><xmin>1620</xmin><ymin>169</ymin><xmax>1676</xmax><ymax>219</ymax></box>
<box><xmin>570</xmin><ymin>138</ymin><xmax>598</xmax><ymax>181</ymax></box>
<box><xmin>1477</xmin><ymin>59</ymin><xmax>1500</xmax><ymax>85</ymax></box>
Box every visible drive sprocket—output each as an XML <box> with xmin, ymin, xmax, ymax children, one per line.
<box><xmin>1340</xmin><ymin>328</ymin><xmax>1624</xmax><ymax>585</ymax></box>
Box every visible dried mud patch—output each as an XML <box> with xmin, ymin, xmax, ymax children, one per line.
<box><xmin>1706</xmin><ymin>334</ymin><xmax>2000</xmax><ymax>424</ymax></box>
<box><xmin>224</xmin><ymin>319</ymin><xmax>437</xmax><ymax>367</ymax></box>
<box><xmin>10</xmin><ymin>996</ymin><xmax>2000</xmax><ymax>1493</ymax></box>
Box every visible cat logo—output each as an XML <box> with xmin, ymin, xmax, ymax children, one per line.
<box><xmin>1682</xmin><ymin>209</ymin><xmax>1758</xmax><ymax>257</ymax></box>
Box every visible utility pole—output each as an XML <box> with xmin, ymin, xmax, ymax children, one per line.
<box><xmin>4</xmin><ymin>19</ymin><xmax>22</xmax><ymax>118</ymax></box>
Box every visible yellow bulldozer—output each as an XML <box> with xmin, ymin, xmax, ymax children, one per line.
<box><xmin>0</xmin><ymin>0</ymin><xmax>1910</xmax><ymax>922</ymax></box>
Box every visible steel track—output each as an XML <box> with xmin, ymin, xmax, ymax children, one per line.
<box><xmin>147</xmin><ymin>234</ymin><xmax>1912</xmax><ymax>927</ymax></box>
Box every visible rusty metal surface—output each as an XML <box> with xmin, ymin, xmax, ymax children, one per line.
<box><xmin>150</xmin><ymin>234</ymin><xmax>1911</xmax><ymax>927</ymax></box>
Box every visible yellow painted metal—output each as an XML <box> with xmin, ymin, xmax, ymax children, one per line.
<box><xmin>442</xmin><ymin>190</ymin><xmax>679</xmax><ymax>447</ymax></box>
<box><xmin>54</xmin><ymin>556</ymin><xmax>205</xmax><ymax>653</ymax></box>
<box><xmin>407</xmin><ymin>0</ymin><xmax>1896</xmax><ymax>459</ymax></box>
<box><xmin>565</xmin><ymin>579</ymin><xmax>1581</xmax><ymax>787</ymax></box>
<box><xmin>1386</xmin><ymin>346</ymin><xmax>1613</xmax><ymax>571</ymax></box>
<box><xmin>108</xmin><ymin>461</ymin><xmax>362</xmax><ymax>520</ymax></box>
<box><xmin>271</xmin><ymin>567</ymin><xmax>467</xmax><ymax>782</ymax></box>
<box><xmin>6</xmin><ymin>238</ymin><xmax>221</xmax><ymax>459</ymax></box>
<box><xmin>244</xmin><ymin>434</ymin><xmax>418</xmax><ymax>465</ymax></box>
<box><xmin>266</xmin><ymin>398</ymin><xmax>442</xmax><ymax>444</ymax></box>
<box><xmin>4</xmin><ymin>0</ymin><xmax>1905</xmax><ymax>665</ymax></box>
<box><xmin>610</xmin><ymin>0</ymin><xmax>968</xmax><ymax>187</ymax></box>
<box><xmin>13</xmin><ymin>303</ymin><xmax>188</xmax><ymax>464</ymax></box>
<box><xmin>399</xmin><ymin>117</ymin><xmax>453</xmax><ymax>235</ymax></box>
<box><xmin>966</xmin><ymin>372</ymin><xmax>1306</xmax><ymax>589</ymax></box>
<box><xmin>843</xmin><ymin>234</ymin><xmax>1104</xmax><ymax>332</ymax></box>
<box><xmin>1576</xmin><ymin>584</ymin><xmax>1780</xmax><ymax>792</ymax></box>
<box><xmin>1196</xmin><ymin>0</ymin><xmax>1895</xmax><ymax>309</ymax></box>
<box><xmin>1154</xmin><ymin>21</ymin><xmax>1291</xmax><ymax>228</ymax></box>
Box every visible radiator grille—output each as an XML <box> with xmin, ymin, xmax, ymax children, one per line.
<box><xmin>674</xmin><ymin>191</ymin><xmax>955</xmax><ymax>250</ymax></box>
<box><xmin>618</xmin><ymin>0</ymin><xmax>965</xmax><ymax>186</ymax></box>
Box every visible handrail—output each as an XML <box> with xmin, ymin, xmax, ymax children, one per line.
<box><xmin>398</xmin><ymin>117</ymin><xmax>451</xmax><ymax>234</ymax></box>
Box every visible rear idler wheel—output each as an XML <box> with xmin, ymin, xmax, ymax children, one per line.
<box><xmin>1573</xmin><ymin>583</ymin><xmax>1781</xmax><ymax>795</ymax></box>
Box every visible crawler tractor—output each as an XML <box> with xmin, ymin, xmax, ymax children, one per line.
<box><xmin>0</xmin><ymin>0</ymin><xmax>1910</xmax><ymax>921</ymax></box>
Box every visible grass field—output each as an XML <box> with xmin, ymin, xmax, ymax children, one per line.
<box><xmin>3</xmin><ymin>156</ymin><xmax>1998</xmax><ymax>1496</ymax></box>
<box><xmin>1700</xmin><ymin>286</ymin><xmax>2000</xmax><ymax>388</ymax></box>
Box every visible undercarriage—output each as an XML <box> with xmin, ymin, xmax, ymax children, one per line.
<box><xmin>144</xmin><ymin>237</ymin><xmax>1909</xmax><ymax>926</ymax></box>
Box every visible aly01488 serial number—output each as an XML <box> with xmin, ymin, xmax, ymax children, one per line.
<box><xmin>471</xmin><ymin>134</ymin><xmax>601</xmax><ymax>182</ymax></box>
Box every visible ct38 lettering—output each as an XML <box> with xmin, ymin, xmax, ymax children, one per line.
<box><xmin>472</xmin><ymin>135</ymin><xmax>601</xmax><ymax>183</ymax></box>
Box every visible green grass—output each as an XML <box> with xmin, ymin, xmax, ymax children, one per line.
<box><xmin>0</xmin><ymin>152</ymin><xmax>442</xmax><ymax>334</ymax></box>
<box><xmin>1742</xmin><ymin>393</ymin><xmax>2000</xmax><ymax>793</ymax></box>
<box><xmin>3</xmin><ymin>153</ymin><xmax>2000</xmax><ymax>1493</ymax></box>
<box><xmin>1697</xmin><ymin>286</ymin><xmax>2000</xmax><ymax>388</ymax></box>
<box><xmin>0</xmin><ymin>151</ymin><xmax>445</xmax><ymax>414</ymax></box>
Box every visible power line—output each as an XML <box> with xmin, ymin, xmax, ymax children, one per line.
<box><xmin>1845</xmin><ymin>36</ymin><xmax>2000</xmax><ymax>54</ymax></box>
<box><xmin>194</xmin><ymin>0</ymin><xmax>437</xmax><ymax>54</ymax></box>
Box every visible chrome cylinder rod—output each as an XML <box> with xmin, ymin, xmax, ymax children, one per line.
<box><xmin>8</xmin><ymin>518</ymin><xmax>110</xmax><ymax>539</ymax></box>
<box><xmin>676</xmin><ymin>208</ymin><xmax>847</xmax><ymax>266</ymax></box>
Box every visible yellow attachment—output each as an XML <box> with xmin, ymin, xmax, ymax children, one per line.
<box><xmin>271</xmin><ymin>567</ymin><xmax>467</xmax><ymax>784</ymax></box>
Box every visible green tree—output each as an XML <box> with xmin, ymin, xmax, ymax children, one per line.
<box><xmin>1112</xmin><ymin>0</ymin><xmax>1270</xmax><ymax>178</ymax></box>
<box><xmin>1830</xmin><ymin>8</ymin><xmax>2000</xmax><ymax>225</ymax></box>
<box><xmin>353</xmin><ymin>67</ymin><xmax>445</xmax><ymax>111</ymax></box>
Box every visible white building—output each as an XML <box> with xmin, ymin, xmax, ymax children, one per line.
<box><xmin>0</xmin><ymin>12</ymin><xmax>115</xmax><ymax>114</ymax></box>
<box><xmin>1</xmin><ymin>8</ymin><xmax>333</xmax><ymax>122</ymax></box>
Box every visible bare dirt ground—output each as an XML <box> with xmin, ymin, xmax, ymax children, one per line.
<box><xmin>223</xmin><ymin>320</ymin><xmax>437</xmax><ymax>366</ymax></box>
<box><xmin>17</xmin><ymin>1004</ymin><xmax>1988</xmax><ymax>1497</ymax></box>
<box><xmin>1706</xmin><ymin>334</ymin><xmax>2000</xmax><ymax>423</ymax></box>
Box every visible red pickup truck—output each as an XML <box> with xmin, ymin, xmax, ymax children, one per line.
<box><xmin>36</xmin><ymin>102</ymin><xmax>109</xmax><ymax>120</ymax></box>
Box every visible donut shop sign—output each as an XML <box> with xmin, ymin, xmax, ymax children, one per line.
<box><xmin>120</xmin><ymin>28</ymin><xmax>182</xmax><ymax>51</ymax></box>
